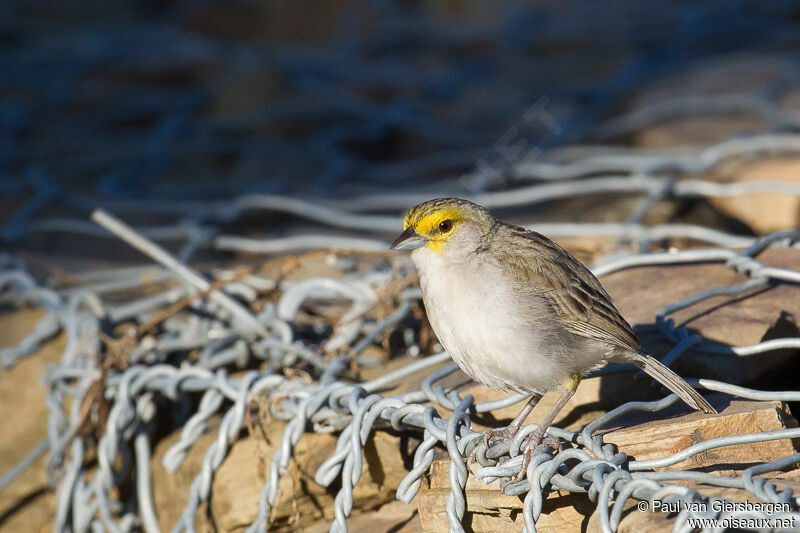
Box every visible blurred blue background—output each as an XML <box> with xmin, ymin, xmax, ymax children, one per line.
<box><xmin>2</xmin><ymin>0</ymin><xmax>800</xmax><ymax>261</ymax></box>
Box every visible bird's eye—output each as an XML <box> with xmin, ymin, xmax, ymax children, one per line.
<box><xmin>438</xmin><ymin>219</ymin><xmax>453</xmax><ymax>233</ymax></box>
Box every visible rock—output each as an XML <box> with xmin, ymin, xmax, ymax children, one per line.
<box><xmin>633</xmin><ymin>56</ymin><xmax>787</xmax><ymax>108</ymax></box>
<box><xmin>621</xmin><ymin>55</ymin><xmax>783</xmax><ymax>147</ymax></box>
<box><xmin>705</xmin><ymin>156</ymin><xmax>800</xmax><ymax>234</ymax></box>
<box><xmin>188</xmin><ymin>0</ymin><xmax>349</xmax><ymax>44</ymax></box>
<box><xmin>0</xmin><ymin>309</ymin><xmax>62</xmax><ymax>533</ymax></box>
<box><xmin>600</xmin><ymin>246</ymin><xmax>800</xmax><ymax>388</ymax></box>
<box><xmin>303</xmin><ymin>500</ymin><xmax>421</xmax><ymax>533</ymax></box>
<box><xmin>151</xmin><ymin>417</ymin><xmax>336</xmax><ymax>532</ymax></box>
<box><xmin>418</xmin><ymin>458</ymin><xmax>595</xmax><ymax>533</ymax></box>
<box><xmin>634</xmin><ymin>115</ymin><xmax>770</xmax><ymax>149</ymax></box>
<box><xmin>150</xmin><ymin>414</ymin><xmax>413</xmax><ymax>532</ymax></box>
<box><xmin>600</xmin><ymin>399</ymin><xmax>798</xmax><ymax>471</ymax></box>
<box><xmin>210</xmin><ymin>423</ymin><xmax>338</xmax><ymax>532</ymax></box>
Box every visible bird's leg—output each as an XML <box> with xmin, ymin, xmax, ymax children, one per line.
<box><xmin>485</xmin><ymin>393</ymin><xmax>542</xmax><ymax>445</ymax></box>
<box><xmin>514</xmin><ymin>374</ymin><xmax>580</xmax><ymax>482</ymax></box>
<box><xmin>467</xmin><ymin>394</ymin><xmax>541</xmax><ymax>468</ymax></box>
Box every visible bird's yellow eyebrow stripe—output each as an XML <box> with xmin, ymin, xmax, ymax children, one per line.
<box><xmin>408</xmin><ymin>208</ymin><xmax>462</xmax><ymax>234</ymax></box>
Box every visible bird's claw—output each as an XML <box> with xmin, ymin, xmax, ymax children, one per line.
<box><xmin>512</xmin><ymin>432</ymin><xmax>561</xmax><ymax>482</ymax></box>
<box><xmin>484</xmin><ymin>426</ymin><xmax>518</xmax><ymax>447</ymax></box>
<box><xmin>466</xmin><ymin>426</ymin><xmax>518</xmax><ymax>469</ymax></box>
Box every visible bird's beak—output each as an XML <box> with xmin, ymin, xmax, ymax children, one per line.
<box><xmin>390</xmin><ymin>227</ymin><xmax>427</xmax><ymax>251</ymax></box>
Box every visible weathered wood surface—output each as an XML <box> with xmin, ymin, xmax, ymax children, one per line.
<box><xmin>0</xmin><ymin>309</ymin><xmax>61</xmax><ymax>533</ymax></box>
<box><xmin>151</xmin><ymin>418</ymin><xmax>415</xmax><ymax>532</ymax></box>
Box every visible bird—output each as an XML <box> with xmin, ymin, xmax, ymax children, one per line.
<box><xmin>390</xmin><ymin>198</ymin><xmax>717</xmax><ymax>480</ymax></box>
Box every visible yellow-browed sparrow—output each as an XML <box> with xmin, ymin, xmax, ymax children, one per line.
<box><xmin>391</xmin><ymin>198</ymin><xmax>716</xmax><ymax>479</ymax></box>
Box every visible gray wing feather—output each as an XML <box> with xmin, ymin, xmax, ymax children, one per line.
<box><xmin>491</xmin><ymin>224</ymin><xmax>642</xmax><ymax>353</ymax></box>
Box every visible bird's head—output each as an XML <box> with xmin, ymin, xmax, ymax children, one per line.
<box><xmin>390</xmin><ymin>198</ymin><xmax>495</xmax><ymax>258</ymax></box>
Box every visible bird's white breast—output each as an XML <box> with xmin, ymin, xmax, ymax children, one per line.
<box><xmin>411</xmin><ymin>247</ymin><xmax>576</xmax><ymax>394</ymax></box>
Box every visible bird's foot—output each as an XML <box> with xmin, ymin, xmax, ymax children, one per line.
<box><xmin>467</xmin><ymin>425</ymin><xmax>520</xmax><ymax>469</ymax></box>
<box><xmin>512</xmin><ymin>431</ymin><xmax>560</xmax><ymax>483</ymax></box>
<box><xmin>484</xmin><ymin>425</ymin><xmax>519</xmax><ymax>447</ymax></box>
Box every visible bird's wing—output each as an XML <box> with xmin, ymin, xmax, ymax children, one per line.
<box><xmin>491</xmin><ymin>224</ymin><xmax>641</xmax><ymax>352</ymax></box>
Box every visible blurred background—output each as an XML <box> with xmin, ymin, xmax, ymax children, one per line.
<box><xmin>3</xmin><ymin>0</ymin><xmax>800</xmax><ymax>269</ymax></box>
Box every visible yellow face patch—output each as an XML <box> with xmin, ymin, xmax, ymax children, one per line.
<box><xmin>404</xmin><ymin>207</ymin><xmax>463</xmax><ymax>254</ymax></box>
<box><xmin>414</xmin><ymin>208</ymin><xmax>461</xmax><ymax>234</ymax></box>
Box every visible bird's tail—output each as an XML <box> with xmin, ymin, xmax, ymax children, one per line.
<box><xmin>626</xmin><ymin>352</ymin><xmax>718</xmax><ymax>414</ymax></box>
